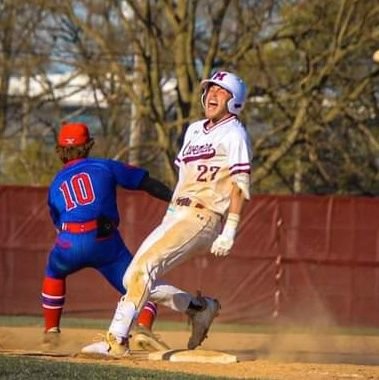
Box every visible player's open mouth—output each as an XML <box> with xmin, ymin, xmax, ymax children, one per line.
<box><xmin>207</xmin><ymin>100</ymin><xmax>218</xmax><ymax>109</ymax></box>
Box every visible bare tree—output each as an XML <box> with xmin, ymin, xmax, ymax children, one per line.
<box><xmin>0</xmin><ymin>0</ymin><xmax>59</xmax><ymax>183</ymax></box>
<box><xmin>239</xmin><ymin>0</ymin><xmax>379</xmax><ymax>194</ymax></box>
<box><xmin>1</xmin><ymin>0</ymin><xmax>378</xmax><ymax>194</ymax></box>
<box><xmin>42</xmin><ymin>0</ymin><xmax>236</xmax><ymax>186</ymax></box>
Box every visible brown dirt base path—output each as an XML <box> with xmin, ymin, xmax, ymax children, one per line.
<box><xmin>1</xmin><ymin>326</ymin><xmax>379</xmax><ymax>379</ymax></box>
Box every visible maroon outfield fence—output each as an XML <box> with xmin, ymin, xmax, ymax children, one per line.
<box><xmin>1</xmin><ymin>185</ymin><xmax>379</xmax><ymax>327</ymax></box>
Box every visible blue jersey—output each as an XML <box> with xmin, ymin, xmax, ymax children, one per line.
<box><xmin>44</xmin><ymin>157</ymin><xmax>147</xmax><ymax>292</ymax></box>
<box><xmin>48</xmin><ymin>158</ymin><xmax>147</xmax><ymax>228</ymax></box>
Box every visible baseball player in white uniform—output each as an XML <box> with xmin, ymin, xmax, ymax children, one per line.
<box><xmin>82</xmin><ymin>71</ymin><xmax>252</xmax><ymax>356</ymax></box>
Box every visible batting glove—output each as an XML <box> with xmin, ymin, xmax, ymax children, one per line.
<box><xmin>211</xmin><ymin>234</ymin><xmax>234</xmax><ymax>257</ymax></box>
<box><xmin>211</xmin><ymin>213</ymin><xmax>240</xmax><ymax>257</ymax></box>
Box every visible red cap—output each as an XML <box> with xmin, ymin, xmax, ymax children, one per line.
<box><xmin>58</xmin><ymin>122</ymin><xmax>90</xmax><ymax>146</ymax></box>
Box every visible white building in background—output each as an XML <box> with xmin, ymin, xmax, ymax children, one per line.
<box><xmin>8</xmin><ymin>72</ymin><xmax>108</xmax><ymax>108</ymax></box>
<box><xmin>5</xmin><ymin>71</ymin><xmax>179</xmax><ymax>147</ymax></box>
<box><xmin>8</xmin><ymin>72</ymin><xmax>177</xmax><ymax>108</ymax></box>
<box><xmin>5</xmin><ymin>72</ymin><xmax>110</xmax><ymax>144</ymax></box>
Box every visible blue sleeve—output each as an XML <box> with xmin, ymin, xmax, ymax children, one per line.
<box><xmin>109</xmin><ymin>160</ymin><xmax>148</xmax><ymax>189</ymax></box>
<box><xmin>48</xmin><ymin>189</ymin><xmax>60</xmax><ymax>228</ymax></box>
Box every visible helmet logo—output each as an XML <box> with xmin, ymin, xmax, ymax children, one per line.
<box><xmin>64</xmin><ymin>138</ymin><xmax>76</xmax><ymax>145</ymax></box>
<box><xmin>212</xmin><ymin>72</ymin><xmax>227</xmax><ymax>81</ymax></box>
<box><xmin>201</xmin><ymin>71</ymin><xmax>247</xmax><ymax>115</ymax></box>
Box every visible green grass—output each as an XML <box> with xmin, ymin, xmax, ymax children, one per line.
<box><xmin>0</xmin><ymin>355</ymin><xmax>248</xmax><ymax>380</ymax></box>
<box><xmin>2</xmin><ymin>315</ymin><xmax>376</xmax><ymax>380</ymax></box>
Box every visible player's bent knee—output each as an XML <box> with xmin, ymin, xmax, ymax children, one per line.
<box><xmin>123</xmin><ymin>269</ymin><xmax>150</xmax><ymax>305</ymax></box>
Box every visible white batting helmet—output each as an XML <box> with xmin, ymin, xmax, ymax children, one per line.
<box><xmin>201</xmin><ymin>71</ymin><xmax>248</xmax><ymax>115</ymax></box>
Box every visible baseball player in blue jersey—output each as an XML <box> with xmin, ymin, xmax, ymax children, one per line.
<box><xmin>42</xmin><ymin>122</ymin><xmax>173</xmax><ymax>351</ymax></box>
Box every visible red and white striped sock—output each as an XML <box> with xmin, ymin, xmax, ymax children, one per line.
<box><xmin>136</xmin><ymin>301</ymin><xmax>157</xmax><ymax>330</ymax></box>
<box><xmin>41</xmin><ymin>277</ymin><xmax>65</xmax><ymax>332</ymax></box>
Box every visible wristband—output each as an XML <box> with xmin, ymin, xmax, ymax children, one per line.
<box><xmin>221</xmin><ymin>213</ymin><xmax>240</xmax><ymax>240</ymax></box>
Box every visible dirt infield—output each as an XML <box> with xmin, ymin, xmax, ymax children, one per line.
<box><xmin>1</xmin><ymin>326</ymin><xmax>379</xmax><ymax>379</ymax></box>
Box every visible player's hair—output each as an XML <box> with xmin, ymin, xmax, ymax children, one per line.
<box><xmin>56</xmin><ymin>139</ymin><xmax>94</xmax><ymax>164</ymax></box>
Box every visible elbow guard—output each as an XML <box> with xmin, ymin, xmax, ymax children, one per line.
<box><xmin>234</xmin><ymin>173</ymin><xmax>251</xmax><ymax>200</ymax></box>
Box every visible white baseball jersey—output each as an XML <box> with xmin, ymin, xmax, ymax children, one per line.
<box><xmin>109</xmin><ymin>116</ymin><xmax>252</xmax><ymax>341</ymax></box>
<box><xmin>173</xmin><ymin>115</ymin><xmax>252</xmax><ymax>216</ymax></box>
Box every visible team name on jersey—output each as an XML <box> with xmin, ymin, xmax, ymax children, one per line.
<box><xmin>182</xmin><ymin>140</ymin><xmax>216</xmax><ymax>163</ymax></box>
